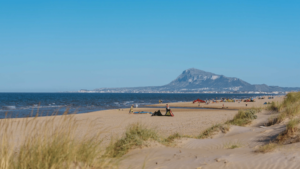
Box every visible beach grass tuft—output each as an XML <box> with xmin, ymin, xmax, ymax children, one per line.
<box><xmin>224</xmin><ymin>141</ymin><xmax>242</xmax><ymax>149</ymax></box>
<box><xmin>197</xmin><ymin>124</ymin><xmax>229</xmax><ymax>139</ymax></box>
<box><xmin>256</xmin><ymin>143</ymin><xmax>277</xmax><ymax>153</ymax></box>
<box><xmin>269</xmin><ymin>92</ymin><xmax>300</xmax><ymax>125</ymax></box>
<box><xmin>227</xmin><ymin>109</ymin><xmax>258</xmax><ymax>126</ymax></box>
<box><xmin>276</xmin><ymin>118</ymin><xmax>300</xmax><ymax>144</ymax></box>
<box><xmin>266</xmin><ymin>115</ymin><xmax>282</xmax><ymax>126</ymax></box>
<box><xmin>0</xmin><ymin>112</ymin><xmax>114</xmax><ymax>169</ymax></box>
<box><xmin>105</xmin><ymin>122</ymin><xmax>160</xmax><ymax>158</ymax></box>
<box><xmin>267</xmin><ymin>101</ymin><xmax>281</xmax><ymax>112</ymax></box>
<box><xmin>163</xmin><ymin>133</ymin><xmax>182</xmax><ymax>145</ymax></box>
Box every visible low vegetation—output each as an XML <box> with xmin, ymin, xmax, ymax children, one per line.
<box><xmin>267</xmin><ymin>101</ymin><xmax>281</xmax><ymax>112</ymax></box>
<box><xmin>259</xmin><ymin>92</ymin><xmax>300</xmax><ymax>152</ymax></box>
<box><xmin>269</xmin><ymin>92</ymin><xmax>300</xmax><ymax>125</ymax></box>
<box><xmin>276</xmin><ymin>118</ymin><xmax>300</xmax><ymax>144</ymax></box>
<box><xmin>0</xmin><ymin>113</ymin><xmax>113</xmax><ymax>169</ymax></box>
<box><xmin>226</xmin><ymin>109</ymin><xmax>258</xmax><ymax>126</ymax></box>
<box><xmin>163</xmin><ymin>133</ymin><xmax>182</xmax><ymax>145</ymax></box>
<box><xmin>197</xmin><ymin>124</ymin><xmax>230</xmax><ymax>139</ymax></box>
<box><xmin>266</xmin><ymin>115</ymin><xmax>283</xmax><ymax>126</ymax></box>
<box><xmin>256</xmin><ymin>143</ymin><xmax>277</xmax><ymax>153</ymax></box>
<box><xmin>224</xmin><ymin>141</ymin><xmax>242</xmax><ymax>149</ymax></box>
<box><xmin>105</xmin><ymin>122</ymin><xmax>160</xmax><ymax>158</ymax></box>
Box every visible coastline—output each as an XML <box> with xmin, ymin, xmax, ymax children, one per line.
<box><xmin>2</xmin><ymin>95</ymin><xmax>296</xmax><ymax>168</ymax></box>
<box><xmin>146</xmin><ymin>95</ymin><xmax>284</xmax><ymax>110</ymax></box>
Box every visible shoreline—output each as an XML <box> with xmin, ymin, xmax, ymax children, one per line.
<box><xmin>1</xmin><ymin>94</ymin><xmax>297</xmax><ymax>168</ymax></box>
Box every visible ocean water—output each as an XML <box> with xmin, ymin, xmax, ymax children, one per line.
<box><xmin>0</xmin><ymin>93</ymin><xmax>276</xmax><ymax>119</ymax></box>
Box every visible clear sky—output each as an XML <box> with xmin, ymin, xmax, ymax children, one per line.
<box><xmin>0</xmin><ymin>0</ymin><xmax>299</xmax><ymax>92</ymax></box>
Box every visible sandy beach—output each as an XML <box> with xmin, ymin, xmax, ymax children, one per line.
<box><xmin>3</xmin><ymin>95</ymin><xmax>300</xmax><ymax>169</ymax></box>
<box><xmin>5</xmin><ymin>107</ymin><xmax>238</xmax><ymax>146</ymax></box>
<box><xmin>147</xmin><ymin>95</ymin><xmax>284</xmax><ymax>110</ymax></box>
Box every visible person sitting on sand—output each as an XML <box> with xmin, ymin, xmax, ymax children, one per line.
<box><xmin>129</xmin><ymin>104</ymin><xmax>134</xmax><ymax>114</ymax></box>
<box><xmin>166</xmin><ymin>104</ymin><xmax>170</xmax><ymax>112</ymax></box>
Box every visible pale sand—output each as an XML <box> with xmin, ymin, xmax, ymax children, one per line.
<box><xmin>120</xmin><ymin>110</ymin><xmax>300</xmax><ymax>169</ymax></box>
<box><xmin>147</xmin><ymin>95</ymin><xmax>285</xmax><ymax>110</ymax></box>
<box><xmin>3</xmin><ymin>108</ymin><xmax>237</xmax><ymax>147</ymax></box>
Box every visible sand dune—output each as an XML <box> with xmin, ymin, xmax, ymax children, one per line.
<box><xmin>120</xmin><ymin>110</ymin><xmax>300</xmax><ymax>169</ymax></box>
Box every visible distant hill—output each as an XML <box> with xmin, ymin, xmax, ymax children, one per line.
<box><xmin>93</xmin><ymin>68</ymin><xmax>300</xmax><ymax>93</ymax></box>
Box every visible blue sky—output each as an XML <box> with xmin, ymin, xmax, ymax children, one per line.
<box><xmin>0</xmin><ymin>0</ymin><xmax>299</xmax><ymax>92</ymax></box>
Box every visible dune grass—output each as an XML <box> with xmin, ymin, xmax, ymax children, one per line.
<box><xmin>256</xmin><ymin>143</ymin><xmax>277</xmax><ymax>153</ymax></box>
<box><xmin>276</xmin><ymin>118</ymin><xmax>300</xmax><ymax>144</ymax></box>
<box><xmin>197</xmin><ymin>124</ymin><xmax>230</xmax><ymax>139</ymax></box>
<box><xmin>105</xmin><ymin>122</ymin><xmax>160</xmax><ymax>158</ymax></box>
<box><xmin>265</xmin><ymin>114</ymin><xmax>286</xmax><ymax>126</ymax></box>
<box><xmin>279</xmin><ymin>92</ymin><xmax>300</xmax><ymax>117</ymax></box>
<box><xmin>267</xmin><ymin>92</ymin><xmax>300</xmax><ymax>125</ymax></box>
<box><xmin>282</xmin><ymin>92</ymin><xmax>300</xmax><ymax>108</ymax></box>
<box><xmin>0</xmin><ymin>113</ymin><xmax>113</xmax><ymax>169</ymax></box>
<box><xmin>267</xmin><ymin>101</ymin><xmax>281</xmax><ymax>112</ymax></box>
<box><xmin>224</xmin><ymin>141</ymin><xmax>242</xmax><ymax>149</ymax></box>
<box><xmin>226</xmin><ymin>109</ymin><xmax>258</xmax><ymax>126</ymax></box>
<box><xmin>163</xmin><ymin>133</ymin><xmax>182</xmax><ymax>145</ymax></box>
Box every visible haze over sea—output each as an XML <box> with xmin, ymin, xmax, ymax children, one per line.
<box><xmin>0</xmin><ymin>93</ymin><xmax>277</xmax><ymax>119</ymax></box>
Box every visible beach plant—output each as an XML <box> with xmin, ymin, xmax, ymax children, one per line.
<box><xmin>282</xmin><ymin>92</ymin><xmax>300</xmax><ymax>108</ymax></box>
<box><xmin>224</xmin><ymin>141</ymin><xmax>242</xmax><ymax>149</ymax></box>
<box><xmin>163</xmin><ymin>133</ymin><xmax>182</xmax><ymax>145</ymax></box>
<box><xmin>227</xmin><ymin>109</ymin><xmax>258</xmax><ymax>126</ymax></box>
<box><xmin>270</xmin><ymin>92</ymin><xmax>300</xmax><ymax>125</ymax></box>
<box><xmin>105</xmin><ymin>122</ymin><xmax>160</xmax><ymax>158</ymax></box>
<box><xmin>197</xmin><ymin>124</ymin><xmax>229</xmax><ymax>139</ymax></box>
<box><xmin>267</xmin><ymin>101</ymin><xmax>281</xmax><ymax>112</ymax></box>
<box><xmin>256</xmin><ymin>143</ymin><xmax>277</xmax><ymax>153</ymax></box>
<box><xmin>286</xmin><ymin>118</ymin><xmax>300</xmax><ymax>133</ymax></box>
<box><xmin>0</xmin><ymin>112</ymin><xmax>115</xmax><ymax>169</ymax></box>
<box><xmin>265</xmin><ymin>115</ymin><xmax>284</xmax><ymax>126</ymax></box>
<box><xmin>276</xmin><ymin>118</ymin><xmax>300</xmax><ymax>144</ymax></box>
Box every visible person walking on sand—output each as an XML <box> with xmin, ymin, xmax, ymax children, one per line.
<box><xmin>129</xmin><ymin>104</ymin><xmax>134</xmax><ymax>114</ymax></box>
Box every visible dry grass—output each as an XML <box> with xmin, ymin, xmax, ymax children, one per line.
<box><xmin>224</xmin><ymin>141</ymin><xmax>242</xmax><ymax>149</ymax></box>
<box><xmin>105</xmin><ymin>122</ymin><xmax>160</xmax><ymax>158</ymax></box>
<box><xmin>197</xmin><ymin>124</ymin><xmax>230</xmax><ymax>139</ymax></box>
<box><xmin>163</xmin><ymin>133</ymin><xmax>182</xmax><ymax>145</ymax></box>
<box><xmin>267</xmin><ymin>92</ymin><xmax>300</xmax><ymax>125</ymax></box>
<box><xmin>256</xmin><ymin>143</ymin><xmax>277</xmax><ymax>153</ymax></box>
<box><xmin>276</xmin><ymin>118</ymin><xmax>300</xmax><ymax>144</ymax></box>
<box><xmin>266</xmin><ymin>115</ymin><xmax>282</xmax><ymax>126</ymax></box>
<box><xmin>0</xmin><ymin>112</ymin><xmax>115</xmax><ymax>169</ymax></box>
<box><xmin>282</xmin><ymin>92</ymin><xmax>300</xmax><ymax>109</ymax></box>
<box><xmin>227</xmin><ymin>109</ymin><xmax>258</xmax><ymax>126</ymax></box>
<box><xmin>267</xmin><ymin>101</ymin><xmax>281</xmax><ymax>112</ymax></box>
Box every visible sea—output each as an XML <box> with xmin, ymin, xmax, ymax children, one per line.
<box><xmin>0</xmin><ymin>93</ymin><xmax>277</xmax><ymax>119</ymax></box>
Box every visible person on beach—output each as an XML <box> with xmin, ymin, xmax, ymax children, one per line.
<box><xmin>129</xmin><ymin>104</ymin><xmax>134</xmax><ymax>114</ymax></box>
<box><xmin>166</xmin><ymin>104</ymin><xmax>170</xmax><ymax>112</ymax></box>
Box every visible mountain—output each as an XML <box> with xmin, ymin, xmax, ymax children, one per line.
<box><xmin>92</xmin><ymin>68</ymin><xmax>300</xmax><ymax>93</ymax></box>
<box><xmin>165</xmin><ymin>68</ymin><xmax>251</xmax><ymax>91</ymax></box>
